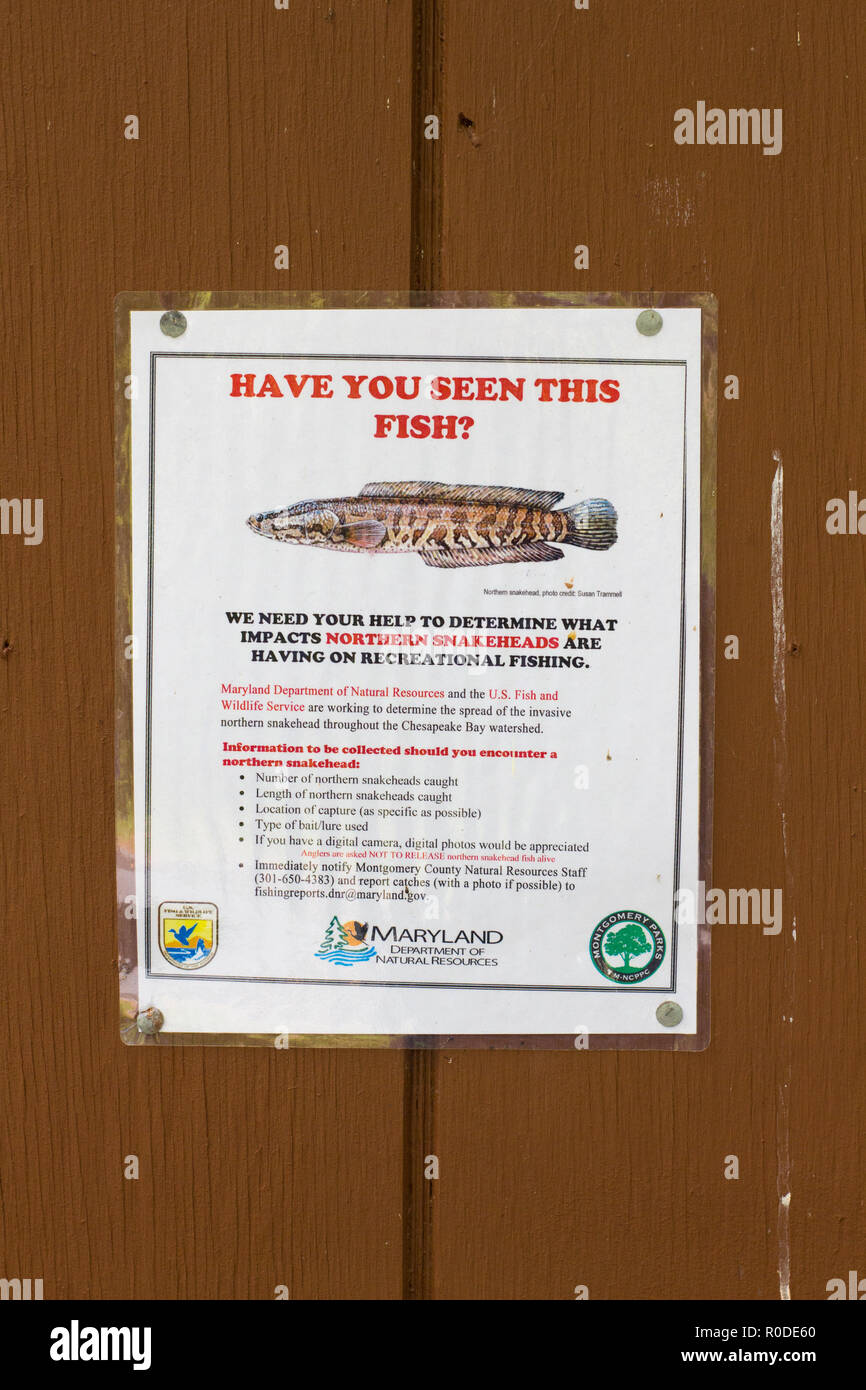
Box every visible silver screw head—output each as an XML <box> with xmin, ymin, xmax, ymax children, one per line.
<box><xmin>159</xmin><ymin>310</ymin><xmax>187</xmax><ymax>338</ymax></box>
<box><xmin>136</xmin><ymin>1006</ymin><xmax>164</xmax><ymax>1034</ymax></box>
<box><xmin>656</xmin><ymin>1000</ymin><xmax>683</xmax><ymax>1027</ymax></box>
<box><xmin>636</xmin><ymin>308</ymin><xmax>663</xmax><ymax>337</ymax></box>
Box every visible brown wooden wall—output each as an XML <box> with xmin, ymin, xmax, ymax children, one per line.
<box><xmin>1</xmin><ymin>0</ymin><xmax>863</xmax><ymax>1300</ymax></box>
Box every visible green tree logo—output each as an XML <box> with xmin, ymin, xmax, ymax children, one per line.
<box><xmin>591</xmin><ymin>910</ymin><xmax>665</xmax><ymax>984</ymax></box>
<box><xmin>317</xmin><ymin>916</ymin><xmax>348</xmax><ymax>953</ymax></box>
<box><xmin>602</xmin><ymin>921</ymin><xmax>652</xmax><ymax>973</ymax></box>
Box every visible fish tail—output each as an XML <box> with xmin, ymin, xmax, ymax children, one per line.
<box><xmin>561</xmin><ymin>498</ymin><xmax>617</xmax><ymax>550</ymax></box>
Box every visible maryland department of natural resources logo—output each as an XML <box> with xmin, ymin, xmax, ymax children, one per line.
<box><xmin>315</xmin><ymin>915</ymin><xmax>377</xmax><ymax>967</ymax></box>
<box><xmin>590</xmin><ymin>910</ymin><xmax>665</xmax><ymax>984</ymax></box>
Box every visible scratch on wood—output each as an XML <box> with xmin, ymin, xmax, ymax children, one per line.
<box><xmin>770</xmin><ymin>453</ymin><xmax>786</xmax><ymax>795</ymax></box>
<box><xmin>770</xmin><ymin>452</ymin><xmax>793</xmax><ymax>891</ymax></box>
<box><xmin>770</xmin><ymin>455</ymin><xmax>795</xmax><ymax>936</ymax></box>
<box><xmin>771</xmin><ymin>451</ymin><xmax>795</xmax><ymax>1298</ymax></box>
<box><xmin>646</xmin><ymin>175</ymin><xmax>694</xmax><ymax>226</ymax></box>
<box><xmin>778</xmin><ymin>1191</ymin><xmax>792</xmax><ymax>1300</ymax></box>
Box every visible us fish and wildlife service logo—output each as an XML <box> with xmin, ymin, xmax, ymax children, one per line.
<box><xmin>590</xmin><ymin>910</ymin><xmax>665</xmax><ymax>984</ymax></box>
<box><xmin>315</xmin><ymin>915</ymin><xmax>377</xmax><ymax>967</ymax></box>
<box><xmin>158</xmin><ymin>901</ymin><xmax>218</xmax><ymax>970</ymax></box>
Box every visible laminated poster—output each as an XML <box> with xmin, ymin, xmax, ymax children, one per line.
<box><xmin>116</xmin><ymin>294</ymin><xmax>715</xmax><ymax>1048</ymax></box>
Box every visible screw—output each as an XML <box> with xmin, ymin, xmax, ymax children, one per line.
<box><xmin>159</xmin><ymin>310</ymin><xmax>187</xmax><ymax>338</ymax></box>
<box><xmin>636</xmin><ymin>308</ymin><xmax>663</xmax><ymax>337</ymax></box>
<box><xmin>656</xmin><ymin>1000</ymin><xmax>683</xmax><ymax>1027</ymax></box>
<box><xmin>136</xmin><ymin>1006</ymin><xmax>164</xmax><ymax>1035</ymax></box>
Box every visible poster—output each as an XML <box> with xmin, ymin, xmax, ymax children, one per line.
<box><xmin>117</xmin><ymin>295</ymin><xmax>714</xmax><ymax>1046</ymax></box>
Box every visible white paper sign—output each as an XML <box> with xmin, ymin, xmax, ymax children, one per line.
<box><xmin>123</xmin><ymin>303</ymin><xmax>710</xmax><ymax>1044</ymax></box>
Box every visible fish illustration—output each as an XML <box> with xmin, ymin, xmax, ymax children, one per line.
<box><xmin>246</xmin><ymin>481</ymin><xmax>616</xmax><ymax>567</ymax></box>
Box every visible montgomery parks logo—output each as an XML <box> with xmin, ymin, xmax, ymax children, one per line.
<box><xmin>590</xmin><ymin>910</ymin><xmax>666</xmax><ymax>984</ymax></box>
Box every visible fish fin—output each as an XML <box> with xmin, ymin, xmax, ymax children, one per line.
<box><xmin>359</xmin><ymin>481</ymin><xmax>565</xmax><ymax>508</ymax></box>
<box><xmin>420</xmin><ymin>541</ymin><xmax>562</xmax><ymax>568</ymax></box>
<box><xmin>340</xmin><ymin>519</ymin><xmax>386</xmax><ymax>548</ymax></box>
<box><xmin>561</xmin><ymin>498</ymin><xmax>617</xmax><ymax>550</ymax></box>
